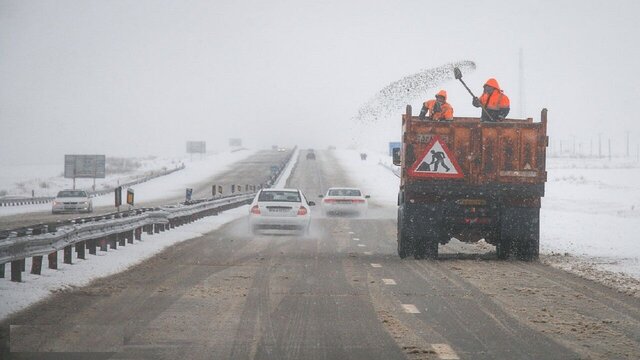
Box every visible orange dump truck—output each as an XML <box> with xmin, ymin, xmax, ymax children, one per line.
<box><xmin>392</xmin><ymin>106</ymin><xmax>548</xmax><ymax>260</ymax></box>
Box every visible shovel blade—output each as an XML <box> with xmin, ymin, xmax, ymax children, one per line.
<box><xmin>453</xmin><ymin>67</ymin><xmax>463</xmax><ymax>80</ymax></box>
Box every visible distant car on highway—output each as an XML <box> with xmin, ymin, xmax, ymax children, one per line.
<box><xmin>319</xmin><ymin>187</ymin><xmax>369</xmax><ymax>216</ymax></box>
<box><xmin>306</xmin><ymin>150</ymin><xmax>316</xmax><ymax>160</ymax></box>
<box><xmin>51</xmin><ymin>190</ymin><xmax>93</xmax><ymax>214</ymax></box>
<box><xmin>249</xmin><ymin>188</ymin><xmax>315</xmax><ymax>235</ymax></box>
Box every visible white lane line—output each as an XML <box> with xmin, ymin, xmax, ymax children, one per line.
<box><xmin>363</xmin><ymin>251</ymin><xmax>373</xmax><ymax>255</ymax></box>
<box><xmin>357</xmin><ymin>244</ymin><xmax>366</xmax><ymax>247</ymax></box>
<box><xmin>431</xmin><ymin>343</ymin><xmax>460</xmax><ymax>359</ymax></box>
<box><xmin>352</xmin><ymin>237</ymin><xmax>360</xmax><ymax>241</ymax></box>
<box><xmin>402</xmin><ymin>304</ymin><xmax>420</xmax><ymax>314</ymax></box>
<box><xmin>370</xmin><ymin>263</ymin><xmax>382</xmax><ymax>268</ymax></box>
<box><xmin>348</xmin><ymin>231</ymin><xmax>355</xmax><ymax>234</ymax></box>
<box><xmin>382</xmin><ymin>278</ymin><xmax>396</xmax><ymax>285</ymax></box>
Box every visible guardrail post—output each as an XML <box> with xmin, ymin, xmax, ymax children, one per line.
<box><xmin>88</xmin><ymin>239</ymin><xmax>97</xmax><ymax>255</ymax></box>
<box><xmin>63</xmin><ymin>246</ymin><xmax>72</xmax><ymax>264</ymax></box>
<box><xmin>109</xmin><ymin>234</ymin><xmax>117</xmax><ymax>249</ymax></box>
<box><xmin>76</xmin><ymin>241</ymin><xmax>86</xmax><ymax>260</ymax></box>
<box><xmin>145</xmin><ymin>224</ymin><xmax>153</xmax><ymax>235</ymax></box>
<box><xmin>159</xmin><ymin>223</ymin><xmax>165</xmax><ymax>232</ymax></box>
<box><xmin>0</xmin><ymin>263</ymin><xmax>4</xmax><ymax>278</ymax></box>
<box><xmin>154</xmin><ymin>224</ymin><xmax>160</xmax><ymax>234</ymax></box>
<box><xmin>11</xmin><ymin>260</ymin><xmax>23</xmax><ymax>282</ymax></box>
<box><xmin>135</xmin><ymin>227</ymin><xmax>142</xmax><ymax>240</ymax></box>
<box><xmin>48</xmin><ymin>251</ymin><xmax>57</xmax><ymax>269</ymax></box>
<box><xmin>31</xmin><ymin>256</ymin><xmax>43</xmax><ymax>275</ymax></box>
<box><xmin>100</xmin><ymin>237</ymin><xmax>108</xmax><ymax>252</ymax></box>
<box><xmin>127</xmin><ymin>230</ymin><xmax>134</xmax><ymax>244</ymax></box>
<box><xmin>118</xmin><ymin>232</ymin><xmax>126</xmax><ymax>246</ymax></box>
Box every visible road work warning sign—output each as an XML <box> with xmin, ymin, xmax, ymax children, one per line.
<box><xmin>408</xmin><ymin>136</ymin><xmax>464</xmax><ymax>179</ymax></box>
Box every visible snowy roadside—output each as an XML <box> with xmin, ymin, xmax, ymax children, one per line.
<box><xmin>333</xmin><ymin>149</ymin><xmax>640</xmax><ymax>297</ymax></box>
<box><xmin>0</xmin><ymin>149</ymin><xmax>298</xmax><ymax>321</ymax></box>
<box><xmin>0</xmin><ymin>150</ymin><xmax>256</xmax><ymax>217</ymax></box>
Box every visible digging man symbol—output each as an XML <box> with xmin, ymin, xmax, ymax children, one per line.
<box><xmin>417</xmin><ymin>150</ymin><xmax>450</xmax><ymax>172</ymax></box>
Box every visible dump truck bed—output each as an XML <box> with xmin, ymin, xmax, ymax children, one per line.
<box><xmin>401</xmin><ymin>108</ymin><xmax>548</xmax><ymax>188</ymax></box>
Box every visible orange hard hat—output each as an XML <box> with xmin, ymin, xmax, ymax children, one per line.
<box><xmin>435</xmin><ymin>90</ymin><xmax>447</xmax><ymax>100</ymax></box>
<box><xmin>484</xmin><ymin>78</ymin><xmax>500</xmax><ymax>90</ymax></box>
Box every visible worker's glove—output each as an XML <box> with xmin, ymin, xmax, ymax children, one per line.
<box><xmin>433</xmin><ymin>102</ymin><xmax>442</xmax><ymax>113</ymax></box>
<box><xmin>472</xmin><ymin>97</ymin><xmax>480</xmax><ymax>107</ymax></box>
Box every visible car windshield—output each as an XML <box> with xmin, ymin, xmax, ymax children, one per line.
<box><xmin>328</xmin><ymin>189</ymin><xmax>361</xmax><ymax>197</ymax></box>
<box><xmin>57</xmin><ymin>191</ymin><xmax>87</xmax><ymax>198</ymax></box>
<box><xmin>258</xmin><ymin>191</ymin><xmax>301</xmax><ymax>202</ymax></box>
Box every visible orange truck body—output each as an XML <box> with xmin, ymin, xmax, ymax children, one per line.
<box><xmin>395</xmin><ymin>106</ymin><xmax>548</xmax><ymax>260</ymax></box>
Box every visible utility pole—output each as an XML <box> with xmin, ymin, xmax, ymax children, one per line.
<box><xmin>626</xmin><ymin>131</ymin><xmax>630</xmax><ymax>157</ymax></box>
<box><xmin>519</xmin><ymin>48</ymin><xmax>525</xmax><ymax>118</ymax></box>
<box><xmin>598</xmin><ymin>133</ymin><xmax>602</xmax><ymax>158</ymax></box>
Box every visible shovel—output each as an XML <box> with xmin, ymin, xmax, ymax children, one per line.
<box><xmin>453</xmin><ymin>67</ymin><xmax>496</xmax><ymax>122</ymax></box>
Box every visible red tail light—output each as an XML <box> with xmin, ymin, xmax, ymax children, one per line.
<box><xmin>352</xmin><ymin>199</ymin><xmax>365</xmax><ymax>203</ymax></box>
<box><xmin>297</xmin><ymin>206</ymin><xmax>308</xmax><ymax>216</ymax></box>
<box><xmin>250</xmin><ymin>205</ymin><xmax>261</xmax><ymax>215</ymax></box>
<box><xmin>324</xmin><ymin>199</ymin><xmax>336</xmax><ymax>203</ymax></box>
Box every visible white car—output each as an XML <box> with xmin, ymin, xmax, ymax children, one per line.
<box><xmin>320</xmin><ymin>187</ymin><xmax>369</xmax><ymax>216</ymax></box>
<box><xmin>51</xmin><ymin>190</ymin><xmax>93</xmax><ymax>214</ymax></box>
<box><xmin>249</xmin><ymin>188</ymin><xmax>315</xmax><ymax>234</ymax></box>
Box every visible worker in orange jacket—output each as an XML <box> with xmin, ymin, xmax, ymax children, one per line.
<box><xmin>419</xmin><ymin>90</ymin><xmax>454</xmax><ymax>121</ymax></box>
<box><xmin>472</xmin><ymin>78</ymin><xmax>510</xmax><ymax>122</ymax></box>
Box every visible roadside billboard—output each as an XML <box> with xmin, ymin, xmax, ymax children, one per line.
<box><xmin>186</xmin><ymin>141</ymin><xmax>206</xmax><ymax>154</ymax></box>
<box><xmin>64</xmin><ymin>155</ymin><xmax>106</xmax><ymax>179</ymax></box>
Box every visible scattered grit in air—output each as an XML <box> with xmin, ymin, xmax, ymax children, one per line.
<box><xmin>353</xmin><ymin>60</ymin><xmax>476</xmax><ymax>124</ymax></box>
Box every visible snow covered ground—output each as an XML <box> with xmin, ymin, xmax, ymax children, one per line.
<box><xmin>334</xmin><ymin>149</ymin><xmax>640</xmax><ymax>295</ymax></box>
<box><xmin>2</xmin><ymin>147</ymin><xmax>639</xmax><ymax>322</ymax></box>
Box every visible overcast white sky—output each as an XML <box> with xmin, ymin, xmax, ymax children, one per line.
<box><xmin>2</xmin><ymin>0</ymin><xmax>640</xmax><ymax>165</ymax></box>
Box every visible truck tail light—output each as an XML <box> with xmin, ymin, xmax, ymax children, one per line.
<box><xmin>352</xmin><ymin>199</ymin><xmax>365</xmax><ymax>203</ymax></box>
<box><xmin>297</xmin><ymin>206</ymin><xmax>308</xmax><ymax>216</ymax></box>
<box><xmin>250</xmin><ymin>205</ymin><xmax>261</xmax><ymax>215</ymax></box>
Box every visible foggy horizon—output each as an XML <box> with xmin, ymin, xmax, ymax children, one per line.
<box><xmin>2</xmin><ymin>0</ymin><xmax>640</xmax><ymax>166</ymax></box>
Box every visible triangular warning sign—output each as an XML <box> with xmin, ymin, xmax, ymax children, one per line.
<box><xmin>408</xmin><ymin>136</ymin><xmax>464</xmax><ymax>179</ymax></box>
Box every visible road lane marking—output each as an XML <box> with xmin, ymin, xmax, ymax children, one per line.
<box><xmin>382</xmin><ymin>278</ymin><xmax>396</xmax><ymax>285</ymax></box>
<box><xmin>357</xmin><ymin>244</ymin><xmax>366</xmax><ymax>247</ymax></box>
<box><xmin>402</xmin><ymin>304</ymin><xmax>420</xmax><ymax>313</ymax></box>
<box><xmin>370</xmin><ymin>263</ymin><xmax>382</xmax><ymax>268</ymax></box>
<box><xmin>363</xmin><ymin>251</ymin><xmax>372</xmax><ymax>255</ymax></box>
<box><xmin>431</xmin><ymin>344</ymin><xmax>460</xmax><ymax>359</ymax></box>
<box><xmin>352</xmin><ymin>238</ymin><xmax>360</xmax><ymax>241</ymax></box>
<box><xmin>349</xmin><ymin>231</ymin><xmax>355</xmax><ymax>234</ymax></box>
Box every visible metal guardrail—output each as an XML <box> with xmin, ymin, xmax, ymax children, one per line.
<box><xmin>0</xmin><ymin>164</ymin><xmax>186</xmax><ymax>207</ymax></box>
<box><xmin>0</xmin><ymin>148</ymin><xmax>297</xmax><ymax>282</ymax></box>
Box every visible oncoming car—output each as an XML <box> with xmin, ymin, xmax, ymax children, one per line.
<box><xmin>249</xmin><ymin>188</ymin><xmax>315</xmax><ymax>234</ymax></box>
<box><xmin>51</xmin><ymin>190</ymin><xmax>93</xmax><ymax>214</ymax></box>
<box><xmin>320</xmin><ymin>187</ymin><xmax>369</xmax><ymax>216</ymax></box>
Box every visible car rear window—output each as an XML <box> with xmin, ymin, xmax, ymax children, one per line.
<box><xmin>328</xmin><ymin>189</ymin><xmax>361</xmax><ymax>197</ymax></box>
<box><xmin>258</xmin><ymin>191</ymin><xmax>301</xmax><ymax>202</ymax></box>
<box><xmin>57</xmin><ymin>191</ymin><xmax>87</xmax><ymax>198</ymax></box>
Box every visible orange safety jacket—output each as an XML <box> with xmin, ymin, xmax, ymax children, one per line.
<box><xmin>478</xmin><ymin>90</ymin><xmax>510</xmax><ymax>112</ymax></box>
<box><xmin>423</xmin><ymin>100</ymin><xmax>454</xmax><ymax>121</ymax></box>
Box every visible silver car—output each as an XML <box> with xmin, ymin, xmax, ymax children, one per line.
<box><xmin>51</xmin><ymin>190</ymin><xmax>93</xmax><ymax>214</ymax></box>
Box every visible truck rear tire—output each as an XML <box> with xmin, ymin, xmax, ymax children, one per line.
<box><xmin>397</xmin><ymin>207</ymin><xmax>413</xmax><ymax>258</ymax></box>
<box><xmin>500</xmin><ymin>207</ymin><xmax>540</xmax><ymax>261</ymax></box>
<box><xmin>414</xmin><ymin>237</ymin><xmax>438</xmax><ymax>259</ymax></box>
